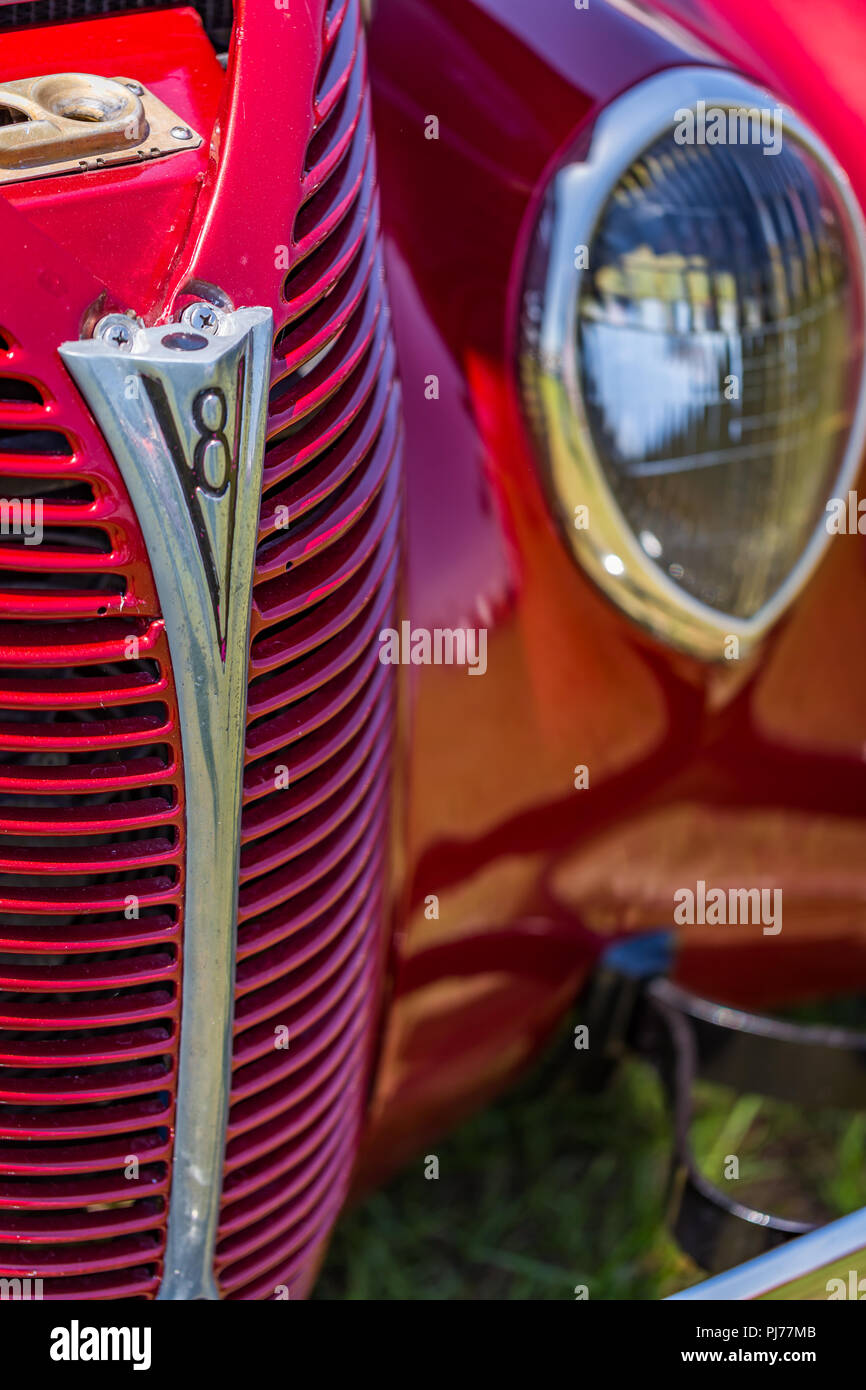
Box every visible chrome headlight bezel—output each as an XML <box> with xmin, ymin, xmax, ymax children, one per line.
<box><xmin>520</xmin><ymin>66</ymin><xmax>866</xmax><ymax>660</ymax></box>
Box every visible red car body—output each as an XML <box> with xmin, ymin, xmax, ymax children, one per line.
<box><xmin>0</xmin><ymin>0</ymin><xmax>863</xmax><ymax>1299</ymax></box>
<box><xmin>359</xmin><ymin>0</ymin><xmax>866</xmax><ymax>1184</ymax></box>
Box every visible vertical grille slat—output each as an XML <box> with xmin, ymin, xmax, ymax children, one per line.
<box><xmin>213</xmin><ymin>0</ymin><xmax>401</xmax><ymax>1299</ymax></box>
<box><xmin>0</xmin><ymin>0</ymin><xmax>399</xmax><ymax>1301</ymax></box>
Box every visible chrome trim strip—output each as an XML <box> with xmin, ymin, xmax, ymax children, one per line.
<box><xmin>61</xmin><ymin>308</ymin><xmax>273</xmax><ymax>1300</ymax></box>
<box><xmin>521</xmin><ymin>67</ymin><xmax>866</xmax><ymax>660</ymax></box>
<box><xmin>668</xmin><ymin>1206</ymin><xmax>866</xmax><ymax>1300</ymax></box>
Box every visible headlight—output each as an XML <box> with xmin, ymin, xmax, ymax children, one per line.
<box><xmin>520</xmin><ymin>68</ymin><xmax>866</xmax><ymax>659</ymax></box>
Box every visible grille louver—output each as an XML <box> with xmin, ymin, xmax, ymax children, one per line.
<box><xmin>0</xmin><ymin>335</ymin><xmax>185</xmax><ymax>1297</ymax></box>
<box><xmin>214</xmin><ymin>0</ymin><xmax>401</xmax><ymax>1300</ymax></box>
<box><xmin>0</xmin><ymin>0</ymin><xmax>399</xmax><ymax>1300</ymax></box>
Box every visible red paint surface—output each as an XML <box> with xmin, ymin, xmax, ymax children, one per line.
<box><xmin>0</xmin><ymin>9</ymin><xmax>223</xmax><ymax>316</ymax></box>
<box><xmin>0</xmin><ymin>14</ymin><xmax>196</xmax><ymax>1296</ymax></box>
<box><xmin>3</xmin><ymin>0</ymin><xmax>866</xmax><ymax>1294</ymax></box>
<box><xmin>356</xmin><ymin>0</ymin><xmax>866</xmax><ymax>1187</ymax></box>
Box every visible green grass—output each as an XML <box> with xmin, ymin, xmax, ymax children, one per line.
<box><xmin>315</xmin><ymin>1024</ymin><xmax>866</xmax><ymax>1301</ymax></box>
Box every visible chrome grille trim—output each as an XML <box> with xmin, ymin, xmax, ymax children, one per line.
<box><xmin>61</xmin><ymin>308</ymin><xmax>273</xmax><ymax>1301</ymax></box>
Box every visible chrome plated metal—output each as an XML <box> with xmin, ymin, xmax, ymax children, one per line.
<box><xmin>181</xmin><ymin>301</ymin><xmax>227</xmax><ymax>336</ymax></box>
<box><xmin>520</xmin><ymin>68</ymin><xmax>866</xmax><ymax>660</ymax></box>
<box><xmin>61</xmin><ymin>306</ymin><xmax>273</xmax><ymax>1301</ymax></box>
<box><xmin>93</xmin><ymin>313</ymin><xmax>137</xmax><ymax>351</ymax></box>
<box><xmin>669</xmin><ymin>1206</ymin><xmax>866</xmax><ymax>1300</ymax></box>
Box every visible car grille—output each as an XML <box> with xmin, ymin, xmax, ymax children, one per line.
<box><xmin>0</xmin><ymin>328</ymin><xmax>185</xmax><ymax>1298</ymax></box>
<box><xmin>0</xmin><ymin>0</ymin><xmax>399</xmax><ymax>1300</ymax></box>
<box><xmin>213</xmin><ymin>0</ymin><xmax>401</xmax><ymax>1300</ymax></box>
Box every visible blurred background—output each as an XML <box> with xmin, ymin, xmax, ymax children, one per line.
<box><xmin>316</xmin><ymin>1022</ymin><xmax>866</xmax><ymax>1300</ymax></box>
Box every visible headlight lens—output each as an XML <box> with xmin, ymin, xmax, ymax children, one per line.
<box><xmin>520</xmin><ymin>70</ymin><xmax>866</xmax><ymax>657</ymax></box>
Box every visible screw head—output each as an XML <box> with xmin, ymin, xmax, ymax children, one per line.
<box><xmin>171</xmin><ymin>125</ymin><xmax>193</xmax><ymax>141</ymax></box>
<box><xmin>94</xmin><ymin>314</ymin><xmax>137</xmax><ymax>351</ymax></box>
<box><xmin>180</xmin><ymin>301</ymin><xmax>225</xmax><ymax>336</ymax></box>
<box><xmin>124</xmin><ymin>81</ymin><xmax>144</xmax><ymax>96</ymax></box>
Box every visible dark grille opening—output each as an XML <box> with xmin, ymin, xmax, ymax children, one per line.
<box><xmin>0</xmin><ymin>616</ymin><xmax>154</xmax><ymax>650</ymax></box>
<box><xmin>0</xmin><ymin>378</ymin><xmax>42</xmax><ymax>404</ymax></box>
<box><xmin>0</xmin><ymin>526</ymin><xmax>112</xmax><ymax>553</ymax></box>
<box><xmin>0</xmin><ymin>904</ymin><xmax>177</xmax><ymax>923</ymax></box>
<box><xmin>2</xmin><ymin>998</ymin><xmax>175</xmax><ymax>1033</ymax></box>
<box><xmin>259</xmin><ymin>374</ymin><xmax>390</xmax><ymax>550</ymax></box>
<box><xmin>0</xmin><ymin>1023</ymin><xmax>173</xmax><ymax>1050</ymax></box>
<box><xmin>0</xmin><ymin>1</ymin><xmax>234</xmax><ymax>49</ymax></box>
<box><xmin>0</xmin><ymin>573</ymin><xmax>127</xmax><ymax>595</ymax></box>
<box><xmin>249</xmin><ymin>539</ymin><xmax>394</xmax><ymax>677</ymax></box>
<box><xmin>0</xmin><ymin>658</ymin><xmax>162</xmax><ymax>685</ymax></box>
<box><xmin>291</xmin><ymin>153</ymin><xmax>362</xmax><ymax>252</ymax></box>
<box><xmin>0</xmin><ymin>1158</ymin><xmax>167</xmax><ymax>1191</ymax></box>
<box><xmin>270</xmin><ymin>284</ymin><xmax>374</xmax><ymax>413</ymax></box>
<box><xmin>281</xmin><ymin>164</ymin><xmax>373</xmax><ymax>304</ymax></box>
<box><xmin>0</xmin><ymin>1056</ymin><xmax>174</xmax><ymax>1089</ymax></box>
<box><xmin>0</xmin><ymin>478</ymin><xmax>95</xmax><ymax>503</ymax></box>
<box><xmin>13</xmin><ymin>740</ymin><xmax>171</xmax><ymax>764</ymax></box>
<box><xmin>0</xmin><ymin>866</ymin><xmax>179</xmax><ymax>900</ymax></box>
<box><xmin>0</xmin><ymin>908</ymin><xmax>178</xmax><ymax>943</ymax></box>
<box><xmin>0</xmin><ymin>790</ymin><xmax>177</xmax><ymax>817</ymax></box>
<box><xmin>305</xmin><ymin>83</ymin><xmax>350</xmax><ymax>175</ymax></box>
<box><xmin>0</xmin><ymin>823</ymin><xmax>176</xmax><ymax>846</ymax></box>
<box><xmin>0</xmin><ymin>791</ymin><xmax>178</xmax><ymax>818</ymax></box>
<box><xmin>0</xmin><ymin>860</ymin><xmax>179</xmax><ymax>885</ymax></box>
<box><xmin>0</xmin><ymin>429</ymin><xmax>72</xmax><ymax>456</ymax></box>
<box><xmin>0</xmin><ymin>945</ymin><xmax>177</xmax><ymax>989</ymax></box>
<box><xmin>0</xmin><ymin>697</ymin><xmax>170</xmax><ymax>725</ymax></box>
<box><xmin>256</xmin><ymin>433</ymin><xmax>387</xmax><ymax>574</ymax></box>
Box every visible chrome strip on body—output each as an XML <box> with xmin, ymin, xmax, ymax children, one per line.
<box><xmin>669</xmin><ymin>1206</ymin><xmax>866</xmax><ymax>1300</ymax></box>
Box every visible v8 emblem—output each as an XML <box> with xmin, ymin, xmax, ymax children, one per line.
<box><xmin>141</xmin><ymin>374</ymin><xmax>243</xmax><ymax>655</ymax></box>
<box><xmin>61</xmin><ymin>309</ymin><xmax>273</xmax><ymax>663</ymax></box>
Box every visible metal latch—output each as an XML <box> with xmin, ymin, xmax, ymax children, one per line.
<box><xmin>0</xmin><ymin>72</ymin><xmax>202</xmax><ymax>183</ymax></box>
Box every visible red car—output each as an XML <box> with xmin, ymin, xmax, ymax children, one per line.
<box><xmin>0</xmin><ymin>0</ymin><xmax>865</xmax><ymax>1304</ymax></box>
